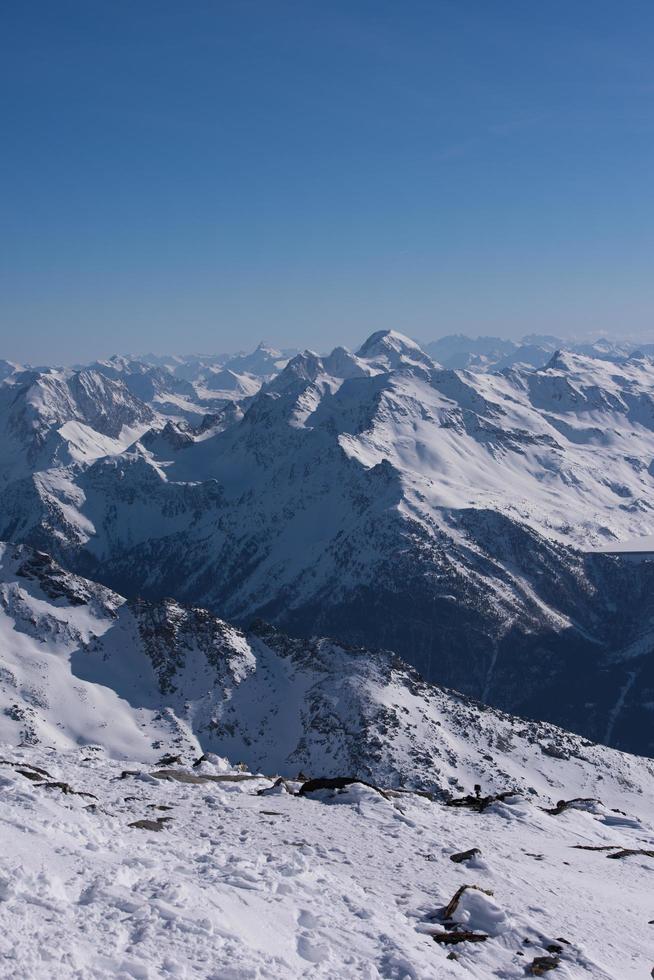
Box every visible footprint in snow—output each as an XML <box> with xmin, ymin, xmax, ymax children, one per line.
<box><xmin>297</xmin><ymin>932</ymin><xmax>330</xmax><ymax>964</ymax></box>
<box><xmin>297</xmin><ymin>909</ymin><xmax>330</xmax><ymax>963</ymax></box>
<box><xmin>298</xmin><ymin>909</ymin><xmax>320</xmax><ymax>929</ymax></box>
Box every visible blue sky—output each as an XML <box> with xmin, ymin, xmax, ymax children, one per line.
<box><xmin>2</xmin><ymin>1</ymin><xmax>654</xmax><ymax>362</ymax></box>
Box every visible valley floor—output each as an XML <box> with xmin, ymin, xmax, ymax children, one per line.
<box><xmin>0</xmin><ymin>748</ymin><xmax>652</xmax><ymax>979</ymax></box>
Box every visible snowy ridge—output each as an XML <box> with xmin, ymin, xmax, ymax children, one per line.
<box><xmin>422</xmin><ymin>331</ymin><xmax>652</xmax><ymax>370</ymax></box>
<box><xmin>3</xmin><ymin>334</ymin><xmax>654</xmax><ymax>753</ymax></box>
<box><xmin>0</xmin><ymin>367</ymin><xmax>154</xmax><ymax>481</ymax></box>
<box><xmin>1</xmin><ymin>541</ymin><xmax>652</xmax><ymax>809</ymax></box>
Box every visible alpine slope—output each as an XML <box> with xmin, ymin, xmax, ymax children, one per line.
<box><xmin>2</xmin><ymin>333</ymin><xmax>654</xmax><ymax>754</ymax></box>
<box><xmin>1</xmin><ymin>541</ymin><xmax>653</xmax><ymax>978</ymax></box>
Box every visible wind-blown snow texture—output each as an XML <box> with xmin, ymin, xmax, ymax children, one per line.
<box><xmin>2</xmin><ymin>334</ymin><xmax>654</xmax><ymax>754</ymax></box>
<box><xmin>2</xmin><ymin>743</ymin><xmax>654</xmax><ymax>979</ymax></box>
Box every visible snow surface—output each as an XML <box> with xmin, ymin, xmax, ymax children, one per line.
<box><xmin>1</xmin><ymin>745</ymin><xmax>653</xmax><ymax>979</ymax></box>
<box><xmin>592</xmin><ymin>534</ymin><xmax>654</xmax><ymax>554</ymax></box>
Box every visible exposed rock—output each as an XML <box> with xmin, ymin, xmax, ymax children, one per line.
<box><xmin>298</xmin><ymin>776</ymin><xmax>389</xmax><ymax>799</ymax></box>
<box><xmin>543</xmin><ymin>798</ymin><xmax>600</xmax><ymax>815</ymax></box>
<box><xmin>16</xmin><ymin>769</ymin><xmax>44</xmax><ymax>782</ymax></box>
<box><xmin>540</xmin><ymin>743</ymin><xmax>570</xmax><ymax>760</ymax></box>
<box><xmin>151</xmin><ymin>768</ymin><xmax>261</xmax><ymax>784</ymax></box>
<box><xmin>606</xmin><ymin>848</ymin><xmax>654</xmax><ymax>860</ymax></box>
<box><xmin>446</xmin><ymin>789</ymin><xmax>518</xmax><ymax>813</ymax></box>
<box><xmin>527</xmin><ymin>954</ymin><xmax>560</xmax><ymax>974</ymax></box>
<box><xmin>16</xmin><ymin>762</ymin><xmax>51</xmax><ymax>777</ymax></box>
<box><xmin>432</xmin><ymin>930</ymin><xmax>488</xmax><ymax>945</ymax></box>
<box><xmin>128</xmin><ymin>817</ymin><xmax>173</xmax><ymax>832</ymax></box>
<box><xmin>39</xmin><ymin>781</ymin><xmax>97</xmax><ymax>799</ymax></box>
<box><xmin>449</xmin><ymin>848</ymin><xmax>481</xmax><ymax>864</ymax></box>
<box><xmin>442</xmin><ymin>884</ymin><xmax>494</xmax><ymax>920</ymax></box>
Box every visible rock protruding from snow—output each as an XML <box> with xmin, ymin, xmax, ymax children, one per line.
<box><xmin>1</xmin><ymin>741</ymin><xmax>651</xmax><ymax>978</ymax></box>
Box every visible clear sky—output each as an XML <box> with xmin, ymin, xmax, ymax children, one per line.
<box><xmin>2</xmin><ymin>1</ymin><xmax>654</xmax><ymax>362</ymax></box>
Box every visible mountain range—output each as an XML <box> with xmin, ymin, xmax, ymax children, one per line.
<box><xmin>3</xmin><ymin>540</ymin><xmax>652</xmax><ymax>803</ymax></box>
<box><xmin>1</xmin><ymin>331</ymin><xmax>654</xmax><ymax>756</ymax></box>
<box><xmin>3</xmin><ymin>331</ymin><xmax>654</xmax><ymax>978</ymax></box>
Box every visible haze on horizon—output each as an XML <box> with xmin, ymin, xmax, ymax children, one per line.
<box><xmin>2</xmin><ymin>1</ymin><xmax>654</xmax><ymax>363</ymax></box>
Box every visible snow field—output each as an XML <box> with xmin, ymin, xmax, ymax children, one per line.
<box><xmin>1</xmin><ymin>748</ymin><xmax>653</xmax><ymax>979</ymax></box>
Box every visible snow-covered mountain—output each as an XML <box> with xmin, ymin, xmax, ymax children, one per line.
<box><xmin>0</xmin><ymin>367</ymin><xmax>154</xmax><ymax>481</ymax></box>
<box><xmin>0</xmin><ymin>342</ymin><xmax>290</xmax><ymax>479</ymax></box>
<box><xmin>221</xmin><ymin>340</ymin><xmax>296</xmax><ymax>378</ymax></box>
<box><xmin>422</xmin><ymin>333</ymin><xmax>642</xmax><ymax>370</ymax></box>
<box><xmin>88</xmin><ymin>344</ymin><xmax>297</xmax><ymax>421</ymax></box>
<box><xmin>2</xmin><ymin>540</ymin><xmax>653</xmax><ymax>804</ymax></box>
<box><xmin>88</xmin><ymin>353</ymin><xmax>263</xmax><ymax>423</ymax></box>
<box><xmin>3</xmin><ymin>333</ymin><xmax>654</xmax><ymax>755</ymax></box>
<box><xmin>423</xmin><ymin>334</ymin><xmax>552</xmax><ymax>370</ymax></box>
<box><xmin>1</xmin><ymin>542</ymin><xmax>654</xmax><ymax>978</ymax></box>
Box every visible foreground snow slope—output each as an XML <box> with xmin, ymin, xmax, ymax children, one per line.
<box><xmin>1</xmin><ymin>745</ymin><xmax>653</xmax><ymax>979</ymax></box>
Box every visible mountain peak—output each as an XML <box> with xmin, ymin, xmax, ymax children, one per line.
<box><xmin>356</xmin><ymin>330</ymin><xmax>434</xmax><ymax>372</ymax></box>
<box><xmin>357</xmin><ymin>329</ymin><xmax>421</xmax><ymax>357</ymax></box>
<box><xmin>542</xmin><ymin>348</ymin><xmax>573</xmax><ymax>372</ymax></box>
